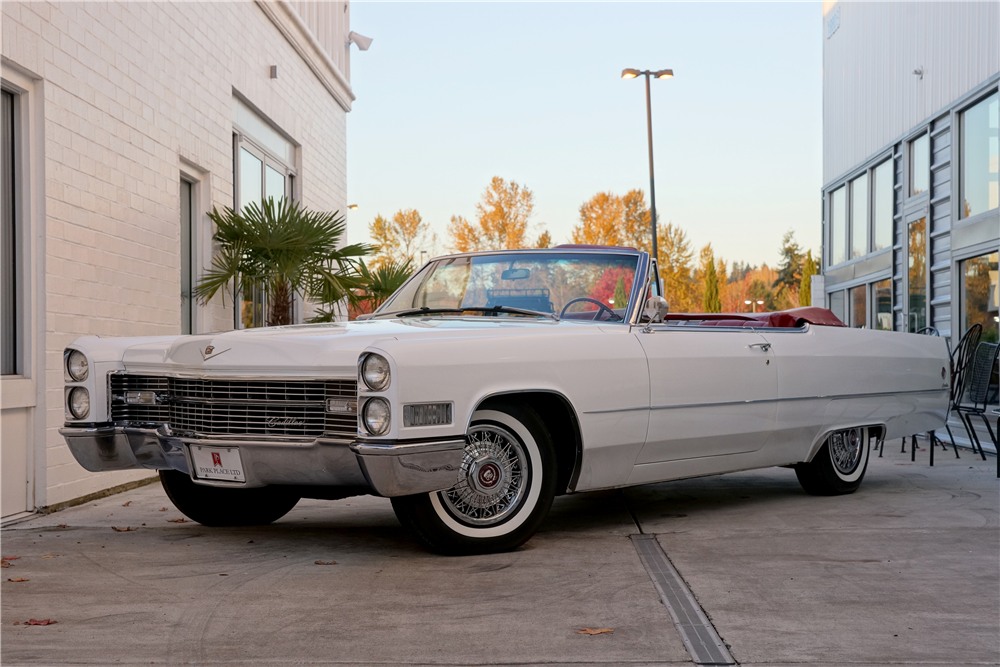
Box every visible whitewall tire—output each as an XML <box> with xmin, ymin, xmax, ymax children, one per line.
<box><xmin>391</xmin><ymin>403</ymin><xmax>557</xmax><ymax>555</ymax></box>
<box><xmin>794</xmin><ymin>426</ymin><xmax>871</xmax><ymax>496</ymax></box>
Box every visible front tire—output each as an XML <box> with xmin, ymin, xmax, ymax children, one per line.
<box><xmin>795</xmin><ymin>427</ymin><xmax>871</xmax><ymax>496</ymax></box>
<box><xmin>391</xmin><ymin>403</ymin><xmax>558</xmax><ymax>556</ymax></box>
<box><xmin>159</xmin><ymin>470</ymin><xmax>300</xmax><ymax>526</ymax></box>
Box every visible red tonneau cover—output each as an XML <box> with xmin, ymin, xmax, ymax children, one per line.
<box><xmin>668</xmin><ymin>307</ymin><xmax>846</xmax><ymax>328</ymax></box>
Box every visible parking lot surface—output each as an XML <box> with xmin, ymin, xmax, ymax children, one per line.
<box><xmin>2</xmin><ymin>445</ymin><xmax>997</xmax><ymax>667</ymax></box>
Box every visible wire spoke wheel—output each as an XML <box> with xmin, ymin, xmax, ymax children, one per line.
<box><xmin>829</xmin><ymin>427</ymin><xmax>864</xmax><ymax>475</ymax></box>
<box><xmin>440</xmin><ymin>424</ymin><xmax>529</xmax><ymax>527</ymax></box>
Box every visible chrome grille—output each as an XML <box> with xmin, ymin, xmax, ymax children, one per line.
<box><xmin>109</xmin><ymin>375</ymin><xmax>357</xmax><ymax>440</ymax></box>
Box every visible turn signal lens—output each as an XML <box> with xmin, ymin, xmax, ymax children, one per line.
<box><xmin>67</xmin><ymin>349</ymin><xmax>89</xmax><ymax>382</ymax></box>
<box><xmin>361</xmin><ymin>353</ymin><xmax>391</xmax><ymax>392</ymax></box>
<box><xmin>362</xmin><ymin>397</ymin><xmax>391</xmax><ymax>436</ymax></box>
<box><xmin>68</xmin><ymin>386</ymin><xmax>91</xmax><ymax>420</ymax></box>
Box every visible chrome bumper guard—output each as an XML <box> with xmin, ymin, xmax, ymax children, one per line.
<box><xmin>59</xmin><ymin>425</ymin><xmax>465</xmax><ymax>496</ymax></box>
<box><xmin>351</xmin><ymin>439</ymin><xmax>466</xmax><ymax>498</ymax></box>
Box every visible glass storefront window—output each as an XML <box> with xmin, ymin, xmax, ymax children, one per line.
<box><xmin>874</xmin><ymin>279</ymin><xmax>892</xmax><ymax>331</ymax></box>
<box><xmin>873</xmin><ymin>160</ymin><xmax>893</xmax><ymax>252</ymax></box>
<box><xmin>851</xmin><ymin>174</ymin><xmax>867</xmax><ymax>259</ymax></box>
<box><xmin>830</xmin><ymin>186</ymin><xmax>846</xmax><ymax>266</ymax></box>
<box><xmin>962</xmin><ymin>252</ymin><xmax>999</xmax><ymax>343</ymax></box>
<box><xmin>829</xmin><ymin>290</ymin><xmax>845</xmax><ymax>324</ymax></box>
<box><xmin>907</xmin><ymin>218</ymin><xmax>927</xmax><ymax>332</ymax></box>
<box><xmin>961</xmin><ymin>93</ymin><xmax>999</xmax><ymax>219</ymax></box>
<box><xmin>911</xmin><ymin>133</ymin><xmax>929</xmax><ymax>196</ymax></box>
<box><xmin>850</xmin><ymin>285</ymin><xmax>866</xmax><ymax>328</ymax></box>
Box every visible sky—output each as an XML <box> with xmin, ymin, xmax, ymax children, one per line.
<box><xmin>345</xmin><ymin>2</ymin><xmax>823</xmax><ymax>269</ymax></box>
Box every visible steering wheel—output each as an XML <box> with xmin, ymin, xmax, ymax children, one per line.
<box><xmin>559</xmin><ymin>297</ymin><xmax>622</xmax><ymax>322</ymax></box>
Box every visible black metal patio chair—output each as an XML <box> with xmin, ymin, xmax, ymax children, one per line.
<box><xmin>954</xmin><ymin>341</ymin><xmax>999</xmax><ymax>469</ymax></box>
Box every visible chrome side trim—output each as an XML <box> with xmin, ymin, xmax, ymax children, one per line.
<box><xmin>583</xmin><ymin>387</ymin><xmax>949</xmax><ymax>414</ymax></box>
<box><xmin>351</xmin><ymin>438</ymin><xmax>466</xmax><ymax>497</ymax></box>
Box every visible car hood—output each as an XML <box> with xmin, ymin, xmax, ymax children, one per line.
<box><xmin>119</xmin><ymin>317</ymin><xmax>600</xmax><ymax>377</ymax></box>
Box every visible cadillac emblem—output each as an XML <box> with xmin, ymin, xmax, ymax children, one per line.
<box><xmin>200</xmin><ymin>345</ymin><xmax>230</xmax><ymax>361</ymax></box>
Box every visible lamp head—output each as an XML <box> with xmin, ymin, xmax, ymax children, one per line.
<box><xmin>654</xmin><ymin>69</ymin><xmax>674</xmax><ymax>79</ymax></box>
<box><xmin>621</xmin><ymin>68</ymin><xmax>640</xmax><ymax>79</ymax></box>
<box><xmin>348</xmin><ymin>204</ymin><xmax>359</xmax><ymax>210</ymax></box>
<box><xmin>348</xmin><ymin>31</ymin><xmax>373</xmax><ymax>51</ymax></box>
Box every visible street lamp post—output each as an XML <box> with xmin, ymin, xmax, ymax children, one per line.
<box><xmin>622</xmin><ymin>68</ymin><xmax>673</xmax><ymax>260</ymax></box>
<box><xmin>744</xmin><ymin>299</ymin><xmax>765</xmax><ymax>313</ymax></box>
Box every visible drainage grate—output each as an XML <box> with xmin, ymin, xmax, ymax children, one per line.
<box><xmin>631</xmin><ymin>534</ymin><xmax>736</xmax><ymax>666</ymax></box>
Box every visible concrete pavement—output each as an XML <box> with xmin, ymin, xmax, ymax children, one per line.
<box><xmin>2</xmin><ymin>443</ymin><xmax>997</xmax><ymax>666</ymax></box>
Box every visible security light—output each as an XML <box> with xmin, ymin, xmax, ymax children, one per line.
<box><xmin>655</xmin><ymin>69</ymin><xmax>674</xmax><ymax>79</ymax></box>
<box><xmin>348</xmin><ymin>204</ymin><xmax>359</xmax><ymax>210</ymax></box>
<box><xmin>348</xmin><ymin>31</ymin><xmax>373</xmax><ymax>51</ymax></box>
<box><xmin>621</xmin><ymin>68</ymin><xmax>640</xmax><ymax>79</ymax></box>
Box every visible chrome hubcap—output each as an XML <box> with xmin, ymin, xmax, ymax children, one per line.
<box><xmin>440</xmin><ymin>425</ymin><xmax>528</xmax><ymax>526</ymax></box>
<box><xmin>830</xmin><ymin>427</ymin><xmax>864</xmax><ymax>474</ymax></box>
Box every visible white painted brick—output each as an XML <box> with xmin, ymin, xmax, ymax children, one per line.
<box><xmin>2</xmin><ymin>0</ymin><xmax>353</xmax><ymax>508</ymax></box>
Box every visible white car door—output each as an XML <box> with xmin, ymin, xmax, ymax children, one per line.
<box><xmin>634</xmin><ymin>324</ymin><xmax>778</xmax><ymax>464</ymax></box>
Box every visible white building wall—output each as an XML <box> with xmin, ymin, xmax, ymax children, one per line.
<box><xmin>1</xmin><ymin>1</ymin><xmax>354</xmax><ymax>509</ymax></box>
<box><xmin>823</xmin><ymin>1</ymin><xmax>1000</xmax><ymax>183</ymax></box>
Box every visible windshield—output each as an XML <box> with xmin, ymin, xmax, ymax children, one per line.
<box><xmin>377</xmin><ymin>252</ymin><xmax>640</xmax><ymax>321</ymax></box>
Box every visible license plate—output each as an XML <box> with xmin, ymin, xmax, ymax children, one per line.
<box><xmin>190</xmin><ymin>445</ymin><xmax>245</xmax><ymax>482</ymax></box>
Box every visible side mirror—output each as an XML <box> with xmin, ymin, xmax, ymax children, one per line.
<box><xmin>644</xmin><ymin>296</ymin><xmax>669</xmax><ymax>324</ymax></box>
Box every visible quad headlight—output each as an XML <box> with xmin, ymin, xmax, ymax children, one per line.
<box><xmin>360</xmin><ymin>353</ymin><xmax>390</xmax><ymax>392</ymax></box>
<box><xmin>68</xmin><ymin>386</ymin><xmax>91</xmax><ymax>420</ymax></box>
<box><xmin>362</xmin><ymin>397</ymin><xmax>391</xmax><ymax>436</ymax></box>
<box><xmin>66</xmin><ymin>349</ymin><xmax>89</xmax><ymax>382</ymax></box>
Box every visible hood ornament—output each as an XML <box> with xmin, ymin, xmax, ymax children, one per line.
<box><xmin>200</xmin><ymin>345</ymin><xmax>231</xmax><ymax>362</ymax></box>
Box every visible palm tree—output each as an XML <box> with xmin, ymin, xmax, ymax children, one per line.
<box><xmin>195</xmin><ymin>198</ymin><xmax>372</xmax><ymax>326</ymax></box>
<box><xmin>311</xmin><ymin>258</ymin><xmax>414</xmax><ymax>322</ymax></box>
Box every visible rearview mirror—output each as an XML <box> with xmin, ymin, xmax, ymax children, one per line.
<box><xmin>644</xmin><ymin>296</ymin><xmax>669</xmax><ymax>324</ymax></box>
<box><xmin>501</xmin><ymin>268</ymin><xmax>530</xmax><ymax>280</ymax></box>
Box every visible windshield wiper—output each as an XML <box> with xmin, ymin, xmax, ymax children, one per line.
<box><xmin>369</xmin><ymin>305</ymin><xmax>559</xmax><ymax>321</ymax></box>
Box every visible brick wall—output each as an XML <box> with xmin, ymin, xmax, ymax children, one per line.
<box><xmin>1</xmin><ymin>1</ymin><xmax>353</xmax><ymax>506</ymax></box>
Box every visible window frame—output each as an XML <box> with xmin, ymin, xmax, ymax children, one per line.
<box><xmin>232</xmin><ymin>127</ymin><xmax>297</xmax><ymax>330</ymax></box>
<box><xmin>2</xmin><ymin>89</ymin><xmax>19</xmax><ymax>375</ymax></box>
<box><xmin>908</xmin><ymin>131</ymin><xmax>930</xmax><ymax>198</ymax></box>
<box><xmin>958</xmin><ymin>89</ymin><xmax>999</xmax><ymax>222</ymax></box>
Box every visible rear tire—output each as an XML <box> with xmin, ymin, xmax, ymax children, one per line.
<box><xmin>391</xmin><ymin>403</ymin><xmax>557</xmax><ymax>556</ymax></box>
<box><xmin>159</xmin><ymin>470</ymin><xmax>300</xmax><ymax>526</ymax></box>
<box><xmin>795</xmin><ymin>427</ymin><xmax>870</xmax><ymax>496</ymax></box>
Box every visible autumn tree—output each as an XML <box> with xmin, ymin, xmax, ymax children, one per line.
<box><xmin>448</xmin><ymin>177</ymin><xmax>548</xmax><ymax>252</ymax></box>
<box><xmin>799</xmin><ymin>250</ymin><xmax>817</xmax><ymax>306</ymax></box>
<box><xmin>369</xmin><ymin>209</ymin><xmax>432</xmax><ymax>268</ymax></box>
<box><xmin>657</xmin><ymin>223</ymin><xmax>697</xmax><ymax>312</ymax></box>
<box><xmin>572</xmin><ymin>192</ymin><xmax>623</xmax><ymax>246</ymax></box>
<box><xmin>535</xmin><ymin>230</ymin><xmax>553</xmax><ymax>249</ymax></box>
<box><xmin>571</xmin><ymin>189</ymin><xmax>652</xmax><ymax>251</ymax></box>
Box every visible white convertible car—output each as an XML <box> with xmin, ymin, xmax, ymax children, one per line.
<box><xmin>61</xmin><ymin>247</ymin><xmax>950</xmax><ymax>554</ymax></box>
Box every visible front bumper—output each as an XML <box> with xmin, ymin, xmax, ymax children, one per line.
<box><xmin>59</xmin><ymin>425</ymin><xmax>465</xmax><ymax>497</ymax></box>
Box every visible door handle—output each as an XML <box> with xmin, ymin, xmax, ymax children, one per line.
<box><xmin>748</xmin><ymin>342</ymin><xmax>771</xmax><ymax>352</ymax></box>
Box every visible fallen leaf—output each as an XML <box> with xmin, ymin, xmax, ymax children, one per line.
<box><xmin>0</xmin><ymin>562</ymin><xmax>8</xmax><ymax>568</ymax></box>
<box><xmin>111</xmin><ymin>526</ymin><xmax>135</xmax><ymax>532</ymax></box>
<box><xmin>314</xmin><ymin>560</ymin><xmax>336</xmax><ymax>565</ymax></box>
<box><xmin>2</xmin><ymin>556</ymin><xmax>20</xmax><ymax>561</ymax></box>
<box><xmin>7</xmin><ymin>578</ymin><xmax>28</xmax><ymax>582</ymax></box>
<box><xmin>26</xmin><ymin>619</ymin><xmax>56</xmax><ymax>626</ymax></box>
<box><xmin>57</xmin><ymin>524</ymin><xmax>67</xmax><ymax>529</ymax></box>
<box><xmin>12</xmin><ymin>621</ymin><xmax>19</xmax><ymax>625</ymax></box>
<box><xmin>40</xmin><ymin>555</ymin><xmax>54</xmax><ymax>559</ymax></box>
<box><xmin>167</xmin><ymin>518</ymin><xmax>189</xmax><ymax>524</ymax></box>
<box><xmin>219</xmin><ymin>573</ymin><xmax>228</xmax><ymax>576</ymax></box>
<box><xmin>122</xmin><ymin>501</ymin><xmax>132</xmax><ymax>507</ymax></box>
<box><xmin>159</xmin><ymin>507</ymin><xmax>167</xmax><ymax>512</ymax></box>
<box><xmin>141</xmin><ymin>523</ymin><xmax>146</xmax><ymax>526</ymax></box>
<box><xmin>577</xmin><ymin>628</ymin><xmax>614</xmax><ymax>635</ymax></box>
